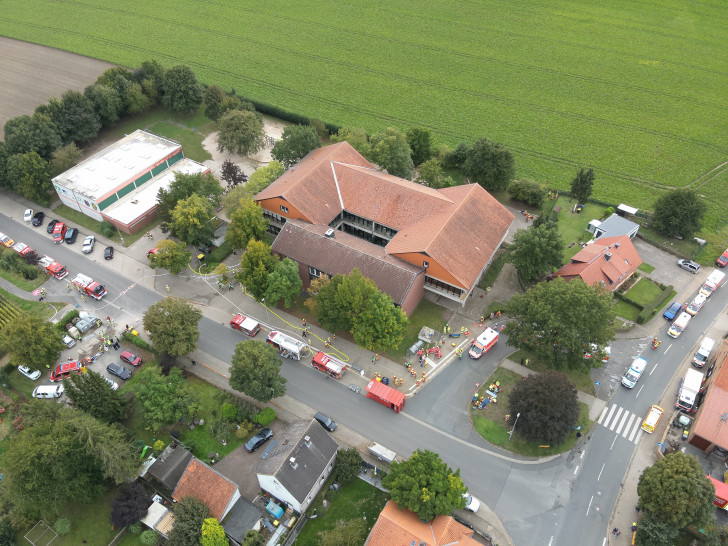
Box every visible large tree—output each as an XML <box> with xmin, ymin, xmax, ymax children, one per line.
<box><xmin>569</xmin><ymin>168</ymin><xmax>595</xmax><ymax>204</ymax></box>
<box><xmin>369</xmin><ymin>127</ymin><xmax>414</xmax><ymax>180</ymax></box>
<box><xmin>335</xmin><ymin>269</ymin><xmax>378</xmax><ymax>328</ymax></box>
<box><xmin>169</xmin><ymin>193</ymin><xmax>216</xmax><ymax>246</ymax></box>
<box><xmin>381</xmin><ymin>449</ymin><xmax>467</xmax><ymax>522</ymax></box>
<box><xmin>352</xmin><ymin>290</ymin><xmax>409</xmax><ymax>351</ymax></box>
<box><xmin>271</xmin><ymin>125</ymin><xmax>321</xmax><ymax>168</ymax></box>
<box><xmin>84</xmin><ymin>83</ymin><xmax>123</xmax><ymax>127</ymax></box>
<box><xmin>633</xmin><ymin>512</ymin><xmax>679</xmax><ymax>546</ymax></box>
<box><xmin>3</xmin><ymin>402</ymin><xmax>139</xmax><ymax>517</ymax></box>
<box><xmin>312</xmin><ymin>274</ymin><xmax>347</xmax><ymax>332</ymax></box>
<box><xmin>333</xmin><ymin>448</ymin><xmax>363</xmax><ymax>484</ymax></box>
<box><xmin>406</xmin><ymin>127</ymin><xmax>432</xmax><ymax>166</ymax></box>
<box><xmin>51</xmin><ymin>143</ymin><xmax>82</xmax><ymax>176</ymax></box>
<box><xmin>220</xmin><ymin>159</ymin><xmax>247</xmax><ymax>190</ymax></box>
<box><xmin>133</xmin><ymin>365</ymin><xmax>199</xmax><ymax>430</ymax></box>
<box><xmin>4</xmin><ymin>113</ymin><xmax>62</xmax><ymax>160</ymax></box>
<box><xmin>6</xmin><ymin>151</ymin><xmax>52</xmax><ymax>202</ymax></box>
<box><xmin>0</xmin><ymin>312</ymin><xmax>63</xmax><ymax>372</ymax></box>
<box><xmin>62</xmin><ymin>370</ymin><xmax>126</xmax><ymax>423</ymax></box>
<box><xmin>203</xmin><ymin>85</ymin><xmax>227</xmax><ymax>122</ymax></box>
<box><xmin>229</xmin><ymin>340</ymin><xmax>287</xmax><ymax>403</ymax></box>
<box><xmin>201</xmin><ymin>518</ymin><xmax>227</xmax><ymax>546</ymax></box>
<box><xmin>225</xmin><ymin>197</ymin><xmax>268</xmax><ymax>250</ymax></box>
<box><xmin>223</xmin><ymin>161</ymin><xmax>284</xmax><ymax>215</ymax></box>
<box><xmin>147</xmin><ymin>239</ymin><xmax>191</xmax><ymax>274</ymax></box>
<box><xmin>217</xmin><ymin>109</ymin><xmax>265</xmax><ymax>156</ymax></box>
<box><xmin>463</xmin><ymin>138</ymin><xmax>515</xmax><ymax>191</ymax></box>
<box><xmin>415</xmin><ymin>158</ymin><xmax>454</xmax><ymax>189</ymax></box>
<box><xmin>504</xmin><ymin>277</ymin><xmax>615</xmax><ymax>370</ymax></box>
<box><xmin>264</xmin><ymin>258</ymin><xmax>303</xmax><ymax>308</ymax></box>
<box><xmin>143</xmin><ymin>297</ymin><xmax>202</xmax><ymax>357</ymax></box>
<box><xmin>637</xmin><ymin>452</ymin><xmax>714</xmax><ymax>530</ymax></box>
<box><xmin>110</xmin><ymin>483</ymin><xmax>153</xmax><ymax>528</ymax></box>
<box><xmin>236</xmin><ymin>239</ymin><xmax>278</xmax><ymax>301</ymax></box>
<box><xmin>652</xmin><ymin>189</ymin><xmax>707</xmax><ymax>239</ymax></box>
<box><xmin>507</xmin><ymin>371</ymin><xmax>580</xmax><ymax>444</ymax></box>
<box><xmin>162</xmin><ymin>65</ymin><xmax>203</xmax><ymax>112</ymax></box>
<box><xmin>167</xmin><ymin>497</ymin><xmax>209</xmax><ymax>546</ymax></box>
<box><xmin>157</xmin><ymin>171</ymin><xmax>223</xmax><ymax>225</ymax></box>
<box><xmin>48</xmin><ymin>90</ymin><xmax>102</xmax><ymax>145</ymax></box>
<box><xmin>507</xmin><ymin>178</ymin><xmax>545</xmax><ymax>208</ymax></box>
<box><xmin>330</xmin><ymin>126</ymin><xmax>371</xmax><ymax>156</ymax></box>
<box><xmin>509</xmin><ymin>221</ymin><xmax>564</xmax><ymax>281</ymax></box>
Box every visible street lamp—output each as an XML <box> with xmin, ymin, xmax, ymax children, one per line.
<box><xmin>508</xmin><ymin>412</ymin><xmax>521</xmax><ymax>442</ymax></box>
<box><xmin>261</xmin><ymin>298</ymin><xmax>270</xmax><ymax>325</ymax></box>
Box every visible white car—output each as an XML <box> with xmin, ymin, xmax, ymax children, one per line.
<box><xmin>62</xmin><ymin>335</ymin><xmax>76</xmax><ymax>348</ymax></box>
<box><xmin>18</xmin><ymin>365</ymin><xmax>41</xmax><ymax>380</ymax></box>
<box><xmin>23</xmin><ymin>208</ymin><xmax>33</xmax><ymax>222</ymax></box>
<box><xmin>105</xmin><ymin>378</ymin><xmax>120</xmax><ymax>391</ymax></box>
<box><xmin>82</xmin><ymin>235</ymin><xmax>95</xmax><ymax>254</ymax></box>
<box><xmin>463</xmin><ymin>493</ymin><xmax>481</xmax><ymax>512</ymax></box>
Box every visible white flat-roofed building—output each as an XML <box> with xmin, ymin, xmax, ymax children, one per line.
<box><xmin>52</xmin><ymin>129</ymin><xmax>210</xmax><ymax>233</ymax></box>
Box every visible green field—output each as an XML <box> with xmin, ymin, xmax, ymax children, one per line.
<box><xmin>1</xmin><ymin>1</ymin><xmax>727</xmax><ymax>233</ymax></box>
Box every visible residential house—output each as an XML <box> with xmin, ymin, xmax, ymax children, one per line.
<box><xmin>587</xmin><ymin>213</ymin><xmax>639</xmax><ymax>240</ymax></box>
<box><xmin>222</xmin><ymin>497</ymin><xmax>263</xmax><ymax>546</ymax></box>
<box><xmin>689</xmin><ymin>339</ymin><xmax>728</xmax><ymax>452</ymax></box>
<box><xmin>173</xmin><ymin>458</ymin><xmax>241</xmax><ymax>521</ymax></box>
<box><xmin>144</xmin><ymin>443</ymin><xmax>193</xmax><ymax>491</ymax></box>
<box><xmin>554</xmin><ymin>235</ymin><xmax>642</xmax><ymax>291</ymax></box>
<box><xmin>256</xmin><ymin>419</ymin><xmax>338</xmax><ymax>514</ymax></box>
<box><xmin>255</xmin><ymin>142</ymin><xmax>514</xmax><ymax>310</ymax></box>
<box><xmin>365</xmin><ymin>500</ymin><xmax>480</xmax><ymax>546</ymax></box>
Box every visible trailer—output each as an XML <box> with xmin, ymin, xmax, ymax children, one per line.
<box><xmin>468</xmin><ymin>328</ymin><xmax>499</xmax><ymax>359</ymax></box>
<box><xmin>230</xmin><ymin>314</ymin><xmax>261</xmax><ymax>337</ymax></box>
<box><xmin>38</xmin><ymin>255</ymin><xmax>69</xmax><ymax>280</ymax></box>
<box><xmin>266</xmin><ymin>330</ymin><xmax>308</xmax><ymax>360</ymax></box>
<box><xmin>368</xmin><ymin>442</ymin><xmax>396</xmax><ymax>464</ymax></box>
<box><xmin>311</xmin><ymin>351</ymin><xmax>347</xmax><ymax>379</ymax></box>
<box><xmin>366</xmin><ymin>380</ymin><xmax>405</xmax><ymax>413</ymax></box>
<box><xmin>71</xmin><ymin>273</ymin><xmax>106</xmax><ymax>300</ymax></box>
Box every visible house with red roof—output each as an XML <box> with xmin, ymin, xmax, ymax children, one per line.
<box><xmin>255</xmin><ymin>142</ymin><xmax>514</xmax><ymax>311</ymax></box>
<box><xmin>172</xmin><ymin>457</ymin><xmax>241</xmax><ymax>521</ymax></box>
<box><xmin>553</xmin><ymin>235</ymin><xmax>642</xmax><ymax>291</ymax></box>
<box><xmin>689</xmin><ymin>340</ymin><xmax>728</xmax><ymax>452</ymax></box>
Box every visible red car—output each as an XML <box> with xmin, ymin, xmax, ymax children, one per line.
<box><xmin>120</xmin><ymin>350</ymin><xmax>142</xmax><ymax>366</ymax></box>
<box><xmin>717</xmin><ymin>248</ymin><xmax>728</xmax><ymax>268</ymax></box>
<box><xmin>52</xmin><ymin>222</ymin><xmax>67</xmax><ymax>243</ymax></box>
<box><xmin>50</xmin><ymin>360</ymin><xmax>82</xmax><ymax>382</ymax></box>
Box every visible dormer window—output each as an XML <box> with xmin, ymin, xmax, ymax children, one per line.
<box><xmin>280</xmin><ymin>205</ymin><xmax>289</xmax><ymax>213</ymax></box>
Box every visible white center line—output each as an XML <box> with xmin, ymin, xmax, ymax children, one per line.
<box><xmin>650</xmin><ymin>362</ymin><xmax>659</xmax><ymax>375</ymax></box>
<box><xmin>665</xmin><ymin>343</ymin><xmax>672</xmax><ymax>354</ymax></box>
<box><xmin>597</xmin><ymin>463</ymin><xmax>605</xmax><ymax>481</ymax></box>
<box><xmin>636</xmin><ymin>384</ymin><xmax>644</xmax><ymax>398</ymax></box>
<box><xmin>586</xmin><ymin>495</ymin><xmax>594</xmax><ymax>516</ymax></box>
<box><xmin>610</xmin><ymin>434</ymin><xmax>618</xmax><ymax>450</ymax></box>
<box><xmin>574</xmin><ymin>465</ymin><xmax>579</xmax><ymax>475</ymax></box>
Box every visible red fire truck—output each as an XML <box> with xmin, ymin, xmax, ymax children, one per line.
<box><xmin>71</xmin><ymin>273</ymin><xmax>107</xmax><ymax>300</ymax></box>
<box><xmin>38</xmin><ymin>255</ymin><xmax>69</xmax><ymax>280</ymax></box>
<box><xmin>266</xmin><ymin>330</ymin><xmax>308</xmax><ymax>360</ymax></box>
<box><xmin>230</xmin><ymin>314</ymin><xmax>261</xmax><ymax>336</ymax></box>
<box><xmin>11</xmin><ymin>242</ymin><xmax>34</xmax><ymax>259</ymax></box>
<box><xmin>311</xmin><ymin>351</ymin><xmax>347</xmax><ymax>379</ymax></box>
<box><xmin>366</xmin><ymin>380</ymin><xmax>405</xmax><ymax>413</ymax></box>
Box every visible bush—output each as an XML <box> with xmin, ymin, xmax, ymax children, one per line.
<box><xmin>507</xmin><ymin>178</ymin><xmax>545</xmax><ymax>207</ymax></box>
<box><xmin>54</xmin><ymin>517</ymin><xmax>71</xmax><ymax>536</ymax></box>
<box><xmin>210</xmin><ymin>417</ymin><xmax>236</xmax><ymax>443</ymax></box>
<box><xmin>334</xmin><ymin>448</ymin><xmax>363</xmax><ymax>484</ymax></box>
<box><xmin>139</xmin><ymin>529</ymin><xmax>159</xmax><ymax>545</ymax></box>
<box><xmin>129</xmin><ymin>523</ymin><xmax>143</xmax><ymax>535</ymax></box>
<box><xmin>0</xmin><ymin>519</ymin><xmax>15</xmax><ymax>546</ymax></box>
<box><xmin>233</xmin><ymin>398</ymin><xmax>259</xmax><ymax>422</ymax></box>
<box><xmin>122</xmin><ymin>331</ymin><xmax>155</xmax><ymax>352</ymax></box>
<box><xmin>255</xmin><ymin>407</ymin><xmax>276</xmax><ymax>426</ymax></box>
<box><xmin>636</xmin><ymin>306</ymin><xmax>654</xmax><ymax>325</ymax></box>
<box><xmin>98</xmin><ymin>221</ymin><xmax>116</xmax><ymax>238</ymax></box>
<box><xmin>221</xmin><ymin>402</ymin><xmax>238</xmax><ymax>422</ymax></box>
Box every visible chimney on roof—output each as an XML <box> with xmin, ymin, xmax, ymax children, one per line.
<box><xmin>324</xmin><ymin>228</ymin><xmax>335</xmax><ymax>239</ymax></box>
<box><xmin>304</xmin><ymin>435</ymin><xmax>312</xmax><ymax>447</ymax></box>
<box><xmin>615</xmin><ymin>242</ymin><xmax>620</xmax><ymax>248</ymax></box>
<box><xmin>289</xmin><ymin>457</ymin><xmax>298</xmax><ymax>469</ymax></box>
<box><xmin>605</xmin><ymin>252</ymin><xmax>612</xmax><ymax>261</ymax></box>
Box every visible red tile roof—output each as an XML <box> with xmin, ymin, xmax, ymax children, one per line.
<box><xmin>366</xmin><ymin>501</ymin><xmax>479</xmax><ymax>546</ymax></box>
<box><xmin>555</xmin><ymin>235</ymin><xmax>641</xmax><ymax>290</ymax></box>
<box><xmin>692</xmin><ymin>341</ymin><xmax>728</xmax><ymax>448</ymax></box>
<box><xmin>172</xmin><ymin>458</ymin><xmax>238</xmax><ymax>521</ymax></box>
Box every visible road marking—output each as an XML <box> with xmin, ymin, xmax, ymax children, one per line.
<box><xmin>665</xmin><ymin>343</ymin><xmax>672</xmax><ymax>354</ymax></box>
<box><xmin>615</xmin><ymin>411</ymin><xmax>629</xmax><ymax>435</ymax></box>
<box><xmin>580</xmin><ymin>450</ymin><xmax>585</xmax><ymax>459</ymax></box>
<box><xmin>586</xmin><ymin>495</ymin><xmax>593</xmax><ymax>516</ymax></box>
<box><xmin>636</xmin><ymin>384</ymin><xmax>644</xmax><ymax>398</ymax></box>
<box><xmin>597</xmin><ymin>406</ymin><xmax>609</xmax><ymax>424</ymax></box>
<box><xmin>574</xmin><ymin>465</ymin><xmax>579</xmax><ymax>475</ymax></box>
<box><xmin>610</xmin><ymin>407</ymin><xmax>624</xmax><ymax>430</ymax></box>
<box><xmin>650</xmin><ymin>362</ymin><xmax>659</xmax><ymax>375</ymax></box>
<box><xmin>622</xmin><ymin>414</ymin><xmax>636</xmax><ymax>437</ymax></box>
<box><xmin>602</xmin><ymin>404</ymin><xmax>616</xmax><ymax>426</ymax></box>
<box><xmin>597</xmin><ymin>463</ymin><xmax>605</xmax><ymax>481</ymax></box>
<box><xmin>633</xmin><ymin>429</ymin><xmax>644</xmax><ymax>444</ymax></box>
<box><xmin>610</xmin><ymin>434</ymin><xmax>618</xmax><ymax>450</ymax></box>
<box><xmin>628</xmin><ymin>421</ymin><xmax>640</xmax><ymax>442</ymax></box>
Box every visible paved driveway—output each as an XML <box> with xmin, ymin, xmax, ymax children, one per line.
<box><xmin>633</xmin><ymin>237</ymin><xmax>697</xmax><ymax>291</ymax></box>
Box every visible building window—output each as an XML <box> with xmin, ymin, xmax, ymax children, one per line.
<box><xmin>280</xmin><ymin>205</ymin><xmax>289</xmax><ymax>213</ymax></box>
<box><xmin>308</xmin><ymin>266</ymin><xmax>324</xmax><ymax>278</ymax></box>
<box><xmin>423</xmin><ymin>260</ymin><xmax>429</xmax><ymax>268</ymax></box>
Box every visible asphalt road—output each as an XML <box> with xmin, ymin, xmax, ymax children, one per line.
<box><xmin>7</xmin><ymin>214</ymin><xmax>727</xmax><ymax>546</ymax></box>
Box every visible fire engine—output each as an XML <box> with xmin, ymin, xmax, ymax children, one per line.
<box><xmin>71</xmin><ymin>273</ymin><xmax>107</xmax><ymax>300</ymax></box>
<box><xmin>230</xmin><ymin>314</ymin><xmax>261</xmax><ymax>336</ymax></box>
<box><xmin>38</xmin><ymin>255</ymin><xmax>69</xmax><ymax>280</ymax></box>
<box><xmin>266</xmin><ymin>330</ymin><xmax>308</xmax><ymax>360</ymax></box>
<box><xmin>311</xmin><ymin>351</ymin><xmax>347</xmax><ymax>379</ymax></box>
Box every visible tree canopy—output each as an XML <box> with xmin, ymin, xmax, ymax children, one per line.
<box><xmin>132</xmin><ymin>364</ymin><xmax>199</xmax><ymax>430</ymax></box>
<box><xmin>637</xmin><ymin>452</ymin><xmax>714</xmax><ymax>530</ymax></box>
<box><xmin>381</xmin><ymin>449</ymin><xmax>467</xmax><ymax>522</ymax></box>
<box><xmin>220</xmin><ymin>159</ymin><xmax>247</xmax><ymax>190</ymax></box>
<box><xmin>236</xmin><ymin>239</ymin><xmax>278</xmax><ymax>301</ymax></box>
<box><xmin>84</xmin><ymin>83</ymin><xmax>123</xmax><ymax>127</ymax></box>
<box><xmin>203</xmin><ymin>85</ymin><xmax>227</xmax><ymax>121</ymax></box>
<box><xmin>509</xmin><ymin>221</ymin><xmax>564</xmax><ymax>281</ymax></box>
<box><xmin>143</xmin><ymin>297</ymin><xmax>202</xmax><ymax>357</ymax></box>
<box><xmin>162</xmin><ymin>65</ymin><xmax>203</xmax><ymax>112</ymax></box>
<box><xmin>0</xmin><ymin>312</ymin><xmax>63</xmax><ymax>372</ymax></box>
<box><xmin>652</xmin><ymin>189</ymin><xmax>707</xmax><ymax>239</ymax></box>
<box><xmin>463</xmin><ymin>138</ymin><xmax>515</xmax><ymax>191</ymax></box>
<box><xmin>6</xmin><ymin>151</ymin><xmax>51</xmax><ymax>203</ymax></box>
<box><xmin>201</xmin><ymin>518</ymin><xmax>227</xmax><ymax>546</ymax></box>
<box><xmin>48</xmin><ymin>90</ymin><xmax>101</xmax><ymax>145</ymax></box>
<box><xmin>406</xmin><ymin>127</ymin><xmax>432</xmax><ymax>166</ymax></box>
<box><xmin>110</xmin><ymin>483</ymin><xmax>153</xmax><ymax>528</ymax></box>
<box><xmin>369</xmin><ymin>127</ymin><xmax>414</xmax><ymax>180</ymax></box>
<box><xmin>507</xmin><ymin>178</ymin><xmax>545</xmax><ymax>207</ymax></box>
<box><xmin>147</xmin><ymin>239</ymin><xmax>191</xmax><ymax>274</ymax></box>
<box><xmin>264</xmin><ymin>258</ymin><xmax>303</xmax><ymax>308</ymax></box>
<box><xmin>271</xmin><ymin>125</ymin><xmax>321</xmax><ymax>168</ymax></box>
<box><xmin>333</xmin><ymin>448</ymin><xmax>363</xmax><ymax>484</ymax></box>
<box><xmin>330</xmin><ymin>126</ymin><xmax>371</xmax><ymax>156</ymax></box>
<box><xmin>51</xmin><ymin>143</ymin><xmax>82</xmax><ymax>176</ymax></box>
<box><xmin>156</xmin><ymin>171</ymin><xmax>223</xmax><ymax>226</ymax></box>
<box><xmin>415</xmin><ymin>158</ymin><xmax>454</xmax><ymax>189</ymax></box>
<box><xmin>353</xmin><ymin>290</ymin><xmax>409</xmax><ymax>351</ymax></box>
<box><xmin>170</xmin><ymin>193</ymin><xmax>216</xmax><ymax>246</ymax></box>
<box><xmin>4</xmin><ymin>112</ymin><xmax>62</xmax><ymax>160</ymax></box>
<box><xmin>62</xmin><ymin>370</ymin><xmax>126</xmax><ymax>423</ymax></box>
<box><xmin>508</xmin><ymin>371</ymin><xmax>580</xmax><ymax>444</ymax></box>
<box><xmin>223</xmin><ymin>161</ymin><xmax>284</xmax><ymax>215</ymax></box>
<box><xmin>569</xmin><ymin>168</ymin><xmax>595</xmax><ymax>205</ymax></box>
<box><xmin>225</xmin><ymin>197</ymin><xmax>268</xmax><ymax>250</ymax></box>
<box><xmin>167</xmin><ymin>497</ymin><xmax>210</xmax><ymax>546</ymax></box>
<box><xmin>229</xmin><ymin>340</ymin><xmax>287</xmax><ymax>403</ymax></box>
<box><xmin>504</xmin><ymin>277</ymin><xmax>615</xmax><ymax>370</ymax></box>
<box><xmin>217</xmin><ymin>109</ymin><xmax>265</xmax><ymax>156</ymax></box>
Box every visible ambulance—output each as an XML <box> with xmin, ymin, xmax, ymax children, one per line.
<box><xmin>468</xmin><ymin>328</ymin><xmax>499</xmax><ymax>359</ymax></box>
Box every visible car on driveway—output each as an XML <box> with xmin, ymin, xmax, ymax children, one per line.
<box><xmin>105</xmin><ymin>378</ymin><xmax>120</xmax><ymax>391</ymax></box>
<box><xmin>82</xmin><ymin>235</ymin><xmax>95</xmax><ymax>254</ymax></box>
<box><xmin>32</xmin><ymin>211</ymin><xmax>45</xmax><ymax>226</ymax></box>
<box><xmin>245</xmin><ymin>427</ymin><xmax>273</xmax><ymax>452</ymax></box>
<box><xmin>463</xmin><ymin>493</ymin><xmax>481</xmax><ymax>512</ymax></box>
<box><xmin>18</xmin><ymin>365</ymin><xmax>41</xmax><ymax>380</ymax></box>
<box><xmin>47</xmin><ymin>219</ymin><xmax>59</xmax><ymax>234</ymax></box>
<box><xmin>677</xmin><ymin>259</ymin><xmax>700</xmax><ymax>274</ymax></box>
<box><xmin>52</xmin><ymin>222</ymin><xmax>67</xmax><ymax>243</ymax></box>
<box><xmin>24</xmin><ymin>208</ymin><xmax>33</xmax><ymax>222</ymax></box>
<box><xmin>120</xmin><ymin>350</ymin><xmax>142</xmax><ymax>366</ymax></box>
<box><xmin>107</xmin><ymin>362</ymin><xmax>132</xmax><ymax>381</ymax></box>
<box><xmin>663</xmin><ymin>302</ymin><xmax>681</xmax><ymax>320</ymax></box>
<box><xmin>62</xmin><ymin>335</ymin><xmax>76</xmax><ymax>348</ymax></box>
<box><xmin>104</xmin><ymin>246</ymin><xmax>114</xmax><ymax>260</ymax></box>
<box><xmin>64</xmin><ymin>227</ymin><xmax>79</xmax><ymax>244</ymax></box>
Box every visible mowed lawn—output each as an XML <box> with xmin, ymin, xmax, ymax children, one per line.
<box><xmin>1</xmin><ymin>1</ymin><xmax>727</xmax><ymax>231</ymax></box>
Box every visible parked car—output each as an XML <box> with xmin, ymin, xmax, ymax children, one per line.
<box><xmin>62</xmin><ymin>335</ymin><xmax>76</xmax><ymax>348</ymax></box>
<box><xmin>120</xmin><ymin>350</ymin><xmax>142</xmax><ymax>366</ymax></box>
<box><xmin>82</xmin><ymin>235</ymin><xmax>95</xmax><ymax>254</ymax></box>
<box><xmin>52</xmin><ymin>222</ymin><xmax>67</xmax><ymax>243</ymax></box>
<box><xmin>24</xmin><ymin>208</ymin><xmax>33</xmax><ymax>222</ymax></box>
<box><xmin>0</xmin><ymin>233</ymin><xmax>14</xmax><ymax>247</ymax></box>
<box><xmin>314</xmin><ymin>412</ymin><xmax>337</xmax><ymax>432</ymax></box>
<box><xmin>32</xmin><ymin>210</ymin><xmax>45</xmax><ymax>226</ymax></box>
<box><xmin>64</xmin><ymin>227</ymin><xmax>79</xmax><ymax>244</ymax></box>
<box><xmin>245</xmin><ymin>427</ymin><xmax>273</xmax><ymax>452</ymax></box>
<box><xmin>104</xmin><ymin>246</ymin><xmax>115</xmax><ymax>260</ymax></box>
<box><xmin>677</xmin><ymin>259</ymin><xmax>700</xmax><ymax>274</ymax></box>
<box><xmin>663</xmin><ymin>302</ymin><xmax>681</xmax><ymax>320</ymax></box>
<box><xmin>18</xmin><ymin>365</ymin><xmax>41</xmax><ymax>380</ymax></box>
<box><xmin>32</xmin><ymin>385</ymin><xmax>64</xmax><ymax>398</ymax></box>
<box><xmin>105</xmin><ymin>378</ymin><xmax>120</xmax><ymax>391</ymax></box>
<box><xmin>47</xmin><ymin>219</ymin><xmax>59</xmax><ymax>234</ymax></box>
<box><xmin>107</xmin><ymin>362</ymin><xmax>132</xmax><ymax>380</ymax></box>
<box><xmin>717</xmin><ymin>248</ymin><xmax>728</xmax><ymax>268</ymax></box>
<box><xmin>463</xmin><ymin>493</ymin><xmax>481</xmax><ymax>512</ymax></box>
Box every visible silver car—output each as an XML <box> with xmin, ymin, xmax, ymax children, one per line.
<box><xmin>82</xmin><ymin>235</ymin><xmax>95</xmax><ymax>254</ymax></box>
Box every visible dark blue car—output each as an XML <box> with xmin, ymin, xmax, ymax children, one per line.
<box><xmin>663</xmin><ymin>302</ymin><xmax>681</xmax><ymax>320</ymax></box>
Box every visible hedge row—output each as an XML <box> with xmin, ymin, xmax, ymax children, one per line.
<box><xmin>55</xmin><ymin>309</ymin><xmax>80</xmax><ymax>333</ymax></box>
<box><xmin>636</xmin><ymin>284</ymin><xmax>674</xmax><ymax>324</ymax></box>
<box><xmin>122</xmin><ymin>331</ymin><xmax>155</xmax><ymax>353</ymax></box>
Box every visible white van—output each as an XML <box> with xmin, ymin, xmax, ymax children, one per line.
<box><xmin>622</xmin><ymin>357</ymin><xmax>648</xmax><ymax>388</ymax></box>
<box><xmin>692</xmin><ymin>337</ymin><xmax>715</xmax><ymax>368</ymax></box>
<box><xmin>668</xmin><ymin>312</ymin><xmax>691</xmax><ymax>338</ymax></box>
<box><xmin>32</xmin><ymin>385</ymin><xmax>64</xmax><ymax>399</ymax></box>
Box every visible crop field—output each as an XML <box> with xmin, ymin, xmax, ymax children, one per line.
<box><xmin>0</xmin><ymin>1</ymin><xmax>726</xmax><ymax>227</ymax></box>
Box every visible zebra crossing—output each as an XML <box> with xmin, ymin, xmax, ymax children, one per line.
<box><xmin>597</xmin><ymin>404</ymin><xmax>645</xmax><ymax>444</ymax></box>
